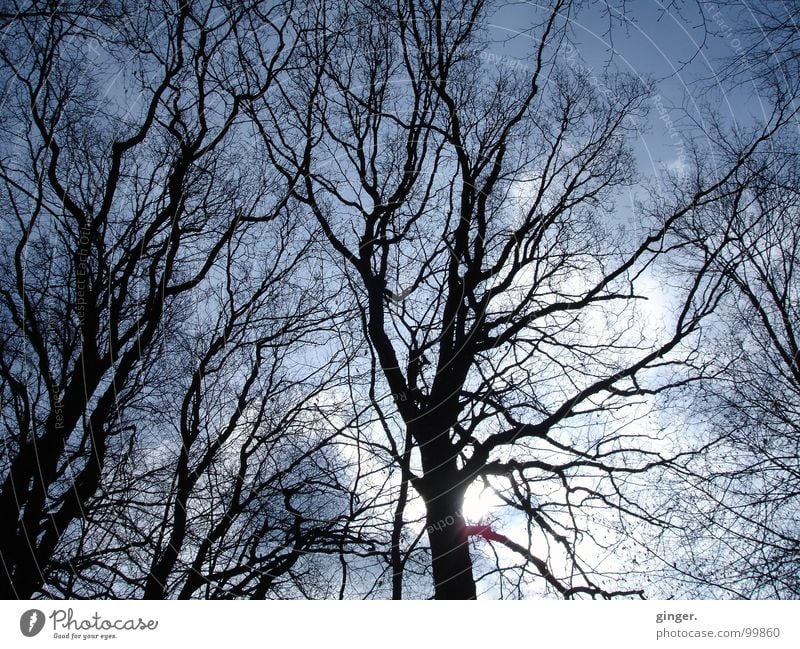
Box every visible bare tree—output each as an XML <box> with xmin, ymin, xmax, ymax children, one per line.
<box><xmin>624</xmin><ymin>0</ymin><xmax>800</xmax><ymax>599</ymax></box>
<box><xmin>659</xmin><ymin>124</ymin><xmax>800</xmax><ymax>598</ymax></box>
<box><xmin>2</xmin><ymin>0</ymin><xmax>795</xmax><ymax>602</ymax></box>
<box><xmin>0</xmin><ymin>0</ymin><xmax>375</xmax><ymax>599</ymax></box>
<box><xmin>251</xmin><ymin>0</ymin><xmax>790</xmax><ymax>599</ymax></box>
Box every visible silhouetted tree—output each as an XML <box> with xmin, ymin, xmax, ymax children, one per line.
<box><xmin>253</xmin><ymin>0</ymin><xmax>789</xmax><ymax>598</ymax></box>
<box><xmin>662</xmin><ymin>125</ymin><xmax>800</xmax><ymax>598</ymax></box>
<box><xmin>634</xmin><ymin>0</ymin><xmax>800</xmax><ymax>598</ymax></box>
<box><xmin>2</xmin><ymin>0</ymin><xmax>796</xmax><ymax>602</ymax></box>
<box><xmin>0</xmin><ymin>0</ymin><xmax>374</xmax><ymax>599</ymax></box>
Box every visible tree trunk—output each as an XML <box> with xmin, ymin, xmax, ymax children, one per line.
<box><xmin>416</xmin><ymin>428</ymin><xmax>477</xmax><ymax>600</ymax></box>
<box><xmin>424</xmin><ymin>488</ymin><xmax>476</xmax><ymax>599</ymax></box>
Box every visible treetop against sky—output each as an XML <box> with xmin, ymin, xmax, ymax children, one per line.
<box><xmin>0</xmin><ymin>0</ymin><xmax>797</xmax><ymax>600</ymax></box>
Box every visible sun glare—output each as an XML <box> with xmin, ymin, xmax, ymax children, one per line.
<box><xmin>462</xmin><ymin>483</ymin><xmax>503</xmax><ymax>523</ymax></box>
